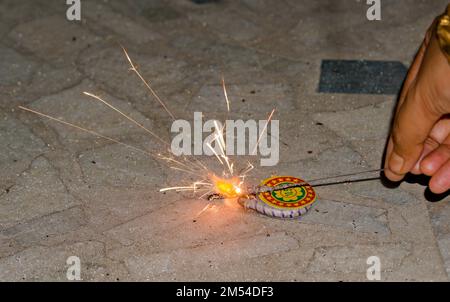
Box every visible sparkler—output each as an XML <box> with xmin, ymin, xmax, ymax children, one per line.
<box><xmin>18</xmin><ymin>46</ymin><xmax>385</xmax><ymax>216</ymax></box>
<box><xmin>19</xmin><ymin>47</ymin><xmax>256</xmax><ymax>202</ymax></box>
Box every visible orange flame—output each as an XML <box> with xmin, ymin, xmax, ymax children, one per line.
<box><xmin>211</xmin><ymin>175</ymin><xmax>243</xmax><ymax>198</ymax></box>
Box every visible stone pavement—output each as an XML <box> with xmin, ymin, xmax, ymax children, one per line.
<box><xmin>0</xmin><ymin>0</ymin><xmax>449</xmax><ymax>281</ymax></box>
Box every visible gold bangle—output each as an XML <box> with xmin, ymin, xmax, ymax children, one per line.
<box><xmin>437</xmin><ymin>5</ymin><xmax>450</xmax><ymax>63</ymax></box>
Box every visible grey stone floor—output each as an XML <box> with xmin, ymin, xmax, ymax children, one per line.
<box><xmin>1</xmin><ymin>0</ymin><xmax>449</xmax><ymax>281</ymax></box>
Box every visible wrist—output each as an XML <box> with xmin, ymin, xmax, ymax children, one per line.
<box><xmin>437</xmin><ymin>5</ymin><xmax>450</xmax><ymax>63</ymax></box>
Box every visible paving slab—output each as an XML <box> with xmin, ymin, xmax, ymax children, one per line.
<box><xmin>0</xmin><ymin>0</ymin><xmax>449</xmax><ymax>281</ymax></box>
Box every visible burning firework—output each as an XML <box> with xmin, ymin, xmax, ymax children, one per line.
<box><xmin>19</xmin><ymin>47</ymin><xmax>383</xmax><ymax>219</ymax></box>
<box><xmin>18</xmin><ymin>47</ymin><xmax>271</xmax><ymax>204</ymax></box>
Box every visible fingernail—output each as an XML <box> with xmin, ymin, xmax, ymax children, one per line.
<box><xmin>389</xmin><ymin>152</ymin><xmax>404</xmax><ymax>174</ymax></box>
<box><xmin>431</xmin><ymin>178</ymin><xmax>447</xmax><ymax>194</ymax></box>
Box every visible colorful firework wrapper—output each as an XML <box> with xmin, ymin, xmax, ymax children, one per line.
<box><xmin>239</xmin><ymin>176</ymin><xmax>317</xmax><ymax>219</ymax></box>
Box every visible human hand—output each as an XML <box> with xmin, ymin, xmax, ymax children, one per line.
<box><xmin>384</xmin><ymin>18</ymin><xmax>450</xmax><ymax>194</ymax></box>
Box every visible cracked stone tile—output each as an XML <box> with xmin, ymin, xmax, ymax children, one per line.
<box><xmin>105</xmin><ymin>198</ymin><xmax>267</xmax><ymax>250</ymax></box>
<box><xmin>104</xmin><ymin>0</ymin><xmax>181</xmax><ymax>23</ymax></box>
<box><xmin>298</xmin><ymin>93</ymin><xmax>393</xmax><ymax>116</ymax></box>
<box><xmin>239</xmin><ymin>0</ymin><xmax>302</xmax><ymax>32</ymax></box>
<box><xmin>187</xmin><ymin>7</ymin><xmax>267</xmax><ymax>43</ymax></box>
<box><xmin>274</xmin><ymin>146</ymin><xmax>368</xmax><ymax>181</ymax></box>
<box><xmin>185</xmin><ymin>0</ymin><xmax>298</xmax><ymax>45</ymax></box>
<box><xmin>386</xmin><ymin>201</ymin><xmax>438</xmax><ymax>244</ymax></box>
<box><xmin>191</xmin><ymin>83</ymin><xmax>295</xmax><ymax>114</ymax></box>
<box><xmin>0</xmin><ymin>207</ymin><xmax>87</xmax><ymax>257</ymax></box>
<box><xmin>436</xmin><ymin>237</ymin><xmax>450</xmax><ymax>277</ymax></box>
<box><xmin>0</xmin><ymin>0</ymin><xmax>64</xmax><ymax>28</ymax></box>
<box><xmin>27</xmin><ymin>80</ymin><xmax>163</xmax><ymax>151</ymax></box>
<box><xmin>83</xmin><ymin>1</ymin><xmax>162</xmax><ymax>45</ymax></box>
<box><xmin>254</xmin><ymin>0</ymin><xmax>447</xmax><ymax>62</ymax></box>
<box><xmin>305</xmin><ymin>241</ymin><xmax>447</xmax><ymax>281</ymax></box>
<box><xmin>276</xmin><ymin>111</ymin><xmax>345</xmax><ymax>163</ymax></box>
<box><xmin>77</xmin><ymin>142</ymin><xmax>165</xmax><ymax>188</ymax></box>
<box><xmin>312</xmin><ymin>101</ymin><xmax>395</xmax><ymax>167</ymax></box>
<box><xmin>292</xmin><ymin>60</ymin><xmax>393</xmax><ymax>113</ymax></box>
<box><xmin>0</xmin><ymin>240</ymin><xmax>128</xmax><ymax>281</ymax></box>
<box><xmin>0</xmin><ymin>111</ymin><xmax>48</xmax><ymax>190</ymax></box>
<box><xmin>0</xmin><ymin>0</ymin><xmax>449</xmax><ymax>281</ymax></box>
<box><xmin>79</xmin><ymin>46</ymin><xmax>190</xmax><ymax>119</ymax></box>
<box><xmin>0</xmin><ymin>157</ymin><xmax>78</xmax><ymax>229</ymax></box>
<box><xmin>349</xmin><ymin>137</ymin><xmax>386</xmax><ymax>168</ymax></box>
<box><xmin>5</xmin><ymin>63</ymin><xmax>84</xmax><ymax>108</ymax></box>
<box><xmin>74</xmin><ymin>187</ymin><xmax>165</xmax><ymax>231</ymax></box>
<box><xmin>307</xmin><ymin>242</ymin><xmax>411</xmax><ymax>274</ymax></box>
<box><xmin>26</xmin><ymin>64</ymin><xmax>83</xmax><ymax>100</ymax></box>
<box><xmin>8</xmin><ymin>15</ymin><xmax>100</xmax><ymax>65</ymax></box>
<box><xmin>428</xmin><ymin>202</ymin><xmax>450</xmax><ymax>277</ymax></box>
<box><xmin>385</xmin><ymin>243</ymin><xmax>448</xmax><ymax>281</ymax></box>
<box><xmin>348</xmin><ymin>181</ymin><xmax>418</xmax><ymax>206</ymax></box>
<box><xmin>168</xmin><ymin>34</ymin><xmax>276</xmax><ymax>79</ymax></box>
<box><xmin>116</xmin><ymin>232</ymin><xmax>298</xmax><ymax>280</ymax></box>
<box><xmin>313</xmin><ymin>100</ymin><xmax>394</xmax><ymax>142</ymax></box>
<box><xmin>260</xmin><ymin>56</ymin><xmax>310</xmax><ymax>80</ymax></box>
<box><xmin>176</xmin><ymin>246</ymin><xmax>315</xmax><ymax>282</ymax></box>
<box><xmin>284</xmin><ymin>220</ymin><xmax>386</xmax><ymax>248</ymax></box>
<box><xmin>188</xmin><ymin>1</ymin><xmax>298</xmax><ymax>44</ymax></box>
<box><xmin>139</xmin><ymin>5</ymin><xmax>183</xmax><ymax>23</ymax></box>
<box><xmin>301</xmin><ymin>199</ymin><xmax>389</xmax><ymax>235</ymax></box>
<box><xmin>429</xmin><ymin>203</ymin><xmax>450</xmax><ymax>237</ymax></box>
<box><xmin>0</xmin><ymin>46</ymin><xmax>36</xmax><ymax>86</ymax></box>
<box><xmin>0</xmin><ymin>20</ymin><xmax>9</xmax><ymax>40</ymax></box>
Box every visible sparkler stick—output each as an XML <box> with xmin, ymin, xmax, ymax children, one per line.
<box><xmin>208</xmin><ymin>168</ymin><xmax>384</xmax><ymax>200</ymax></box>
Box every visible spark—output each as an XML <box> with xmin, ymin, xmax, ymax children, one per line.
<box><xmin>121</xmin><ymin>46</ymin><xmax>176</xmax><ymax>120</ymax></box>
<box><xmin>83</xmin><ymin>91</ymin><xmax>169</xmax><ymax>146</ymax></box>
<box><xmin>159</xmin><ymin>185</ymin><xmax>210</xmax><ymax>193</ymax></box>
<box><xmin>251</xmin><ymin>108</ymin><xmax>276</xmax><ymax>155</ymax></box>
<box><xmin>239</xmin><ymin>161</ymin><xmax>254</xmax><ymax>177</ymax></box>
<box><xmin>20</xmin><ymin>47</ymin><xmax>263</xmax><ymax>205</ymax></box>
<box><xmin>222</xmin><ymin>77</ymin><xmax>230</xmax><ymax>112</ymax></box>
<box><xmin>158</xmin><ymin>153</ymin><xmax>206</xmax><ymax>174</ymax></box>
<box><xmin>194</xmin><ymin>203</ymin><xmax>213</xmax><ymax>218</ymax></box>
<box><xmin>18</xmin><ymin>107</ymin><xmax>209</xmax><ymax>186</ymax></box>
<box><xmin>159</xmin><ymin>180</ymin><xmax>212</xmax><ymax>195</ymax></box>
<box><xmin>211</xmin><ymin>120</ymin><xmax>233</xmax><ymax>176</ymax></box>
<box><xmin>18</xmin><ymin>106</ymin><xmax>157</xmax><ymax>158</ymax></box>
<box><xmin>83</xmin><ymin>91</ymin><xmax>211</xmax><ymax>178</ymax></box>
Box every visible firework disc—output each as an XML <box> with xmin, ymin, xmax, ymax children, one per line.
<box><xmin>239</xmin><ymin>176</ymin><xmax>317</xmax><ymax>218</ymax></box>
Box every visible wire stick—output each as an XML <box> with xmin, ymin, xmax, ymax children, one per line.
<box><xmin>252</xmin><ymin>168</ymin><xmax>384</xmax><ymax>194</ymax></box>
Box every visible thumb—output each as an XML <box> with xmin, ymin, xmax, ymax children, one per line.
<box><xmin>386</xmin><ymin>86</ymin><xmax>441</xmax><ymax>178</ymax></box>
